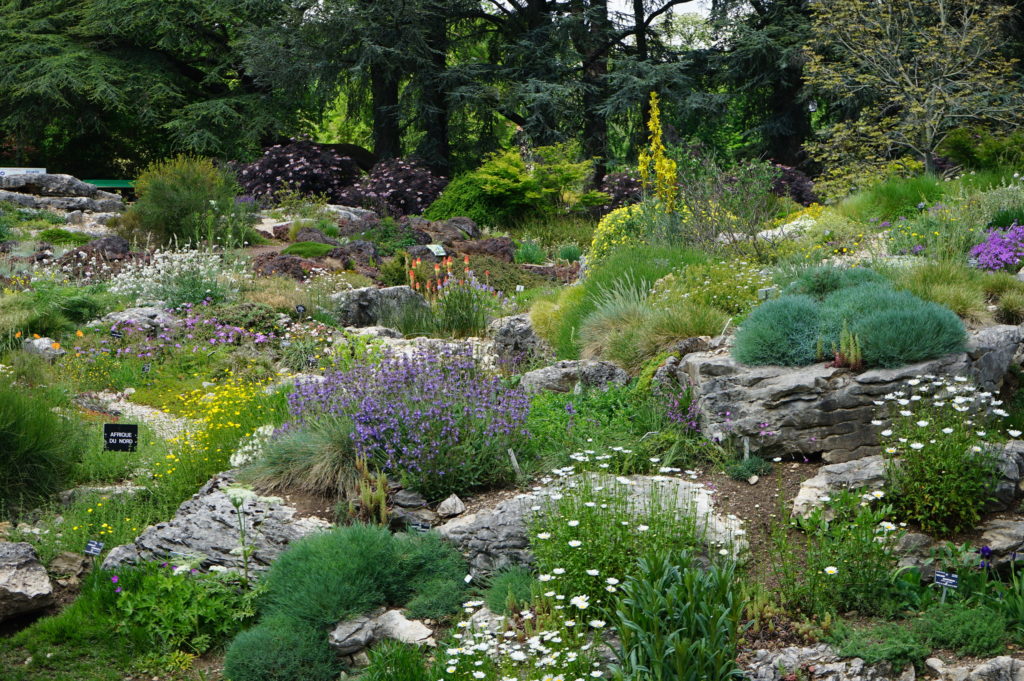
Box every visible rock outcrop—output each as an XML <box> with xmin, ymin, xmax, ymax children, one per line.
<box><xmin>329</xmin><ymin>607</ymin><xmax>434</xmax><ymax>662</ymax></box>
<box><xmin>102</xmin><ymin>472</ymin><xmax>330</xmax><ymax>572</ymax></box>
<box><xmin>438</xmin><ymin>474</ymin><xmax>746</xmax><ymax>576</ymax></box>
<box><xmin>520</xmin><ymin>359</ymin><xmax>629</xmax><ymax>393</ymax></box>
<box><xmin>330</xmin><ymin>285</ymin><xmax>428</xmax><ymax>328</ymax></box>
<box><xmin>659</xmin><ymin>324</ymin><xmax>1023</xmax><ymax>463</ymax></box>
<box><xmin>488</xmin><ymin>314</ymin><xmax>552</xmax><ymax>367</ymax></box>
<box><xmin>0</xmin><ymin>542</ymin><xmax>54</xmax><ymax>622</ymax></box>
<box><xmin>0</xmin><ymin>173</ymin><xmax>124</xmax><ymax>212</ymax></box>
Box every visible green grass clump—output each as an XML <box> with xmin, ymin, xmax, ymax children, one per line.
<box><xmin>483</xmin><ymin>566</ymin><xmax>536</xmax><ymax>615</ymax></box>
<box><xmin>0</xmin><ymin>383</ymin><xmax>85</xmax><ymax>517</ymax></box>
<box><xmin>725</xmin><ymin>456</ymin><xmax>772</xmax><ymax>481</ymax></box>
<box><xmin>988</xmin><ymin>206</ymin><xmax>1024</xmax><ymax>229</ymax></box>
<box><xmin>557</xmin><ymin>243</ymin><xmax>583</xmax><ymax>262</ymax></box>
<box><xmin>891</xmin><ymin>260</ymin><xmax>991</xmax><ymax>323</ymax></box>
<box><xmin>244</xmin><ymin>416</ymin><xmax>361</xmax><ymax>498</ymax></box>
<box><xmin>837</xmin><ymin>174</ymin><xmax>946</xmax><ymax>222</ymax></box>
<box><xmin>37</xmin><ymin>228</ymin><xmax>93</xmax><ymax>246</ymax></box>
<box><xmin>532</xmin><ymin>245</ymin><xmax>708</xmax><ymax>359</ymax></box>
<box><xmin>280</xmin><ymin>241</ymin><xmax>335</xmax><ymax>258</ymax></box>
<box><xmin>515</xmin><ymin>239</ymin><xmax>546</xmax><ymax>264</ymax></box>
<box><xmin>732</xmin><ymin>295</ymin><xmax>822</xmax><ymax>366</ymax></box>
<box><xmin>853</xmin><ymin>303</ymin><xmax>966</xmax><ymax>368</ymax></box>
<box><xmin>362</xmin><ymin>641</ymin><xmax>432</xmax><ymax>681</ymax></box>
<box><xmin>223</xmin><ymin>615</ymin><xmax>339</xmax><ymax>681</ymax></box>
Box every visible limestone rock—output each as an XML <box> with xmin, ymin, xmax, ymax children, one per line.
<box><xmin>488</xmin><ymin>314</ymin><xmax>552</xmax><ymax>367</ymax></box>
<box><xmin>520</xmin><ymin>359</ymin><xmax>628</xmax><ymax>394</ymax></box>
<box><xmin>343</xmin><ymin>326</ymin><xmax>403</xmax><ymax>339</ymax></box>
<box><xmin>452</xmin><ymin>236</ymin><xmax>516</xmax><ymax>263</ymax></box>
<box><xmin>95</xmin><ymin>306</ymin><xmax>177</xmax><ymax>333</ymax></box>
<box><xmin>331</xmin><ymin>285</ymin><xmax>428</xmax><ymax>328</ymax></box>
<box><xmin>393</xmin><ymin>489</ymin><xmax>428</xmax><ymax>509</ymax></box>
<box><xmin>252</xmin><ymin>253</ymin><xmax>319</xmax><ymax>280</ymax></box>
<box><xmin>102</xmin><ymin>472</ymin><xmax>330</xmax><ymax>572</ymax></box>
<box><xmin>0</xmin><ymin>542</ymin><xmax>54</xmax><ymax>622</ymax></box>
<box><xmin>327</xmin><ymin>240</ymin><xmax>378</xmax><ymax>268</ymax></box>
<box><xmin>792</xmin><ymin>456</ymin><xmax>887</xmax><ymax>517</ymax></box>
<box><xmin>58</xmin><ymin>484</ymin><xmax>144</xmax><ymax>507</ymax></box>
<box><xmin>0</xmin><ymin>173</ymin><xmax>100</xmax><ymax>197</ymax></box>
<box><xmin>324</xmin><ymin>204</ymin><xmax>378</xmax><ymax>222</ymax></box>
<box><xmin>439</xmin><ymin>474</ymin><xmax>746</xmax><ymax>576</ymax></box>
<box><xmin>329</xmin><ymin>608</ymin><xmax>434</xmax><ymax>656</ymax></box>
<box><xmin>662</xmin><ymin>324</ymin><xmax>1023</xmax><ymax>463</ymax></box>
<box><xmin>437</xmin><ymin>494</ymin><xmax>467</xmax><ymax>518</ymax></box>
<box><xmin>21</xmin><ymin>336</ymin><xmax>65</xmax><ymax>361</ymax></box>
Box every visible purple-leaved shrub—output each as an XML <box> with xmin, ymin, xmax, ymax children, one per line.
<box><xmin>282</xmin><ymin>344</ymin><xmax>529</xmax><ymax>499</ymax></box>
<box><xmin>236</xmin><ymin>140</ymin><xmax>362</xmax><ymax>203</ymax></box>
<box><xmin>335</xmin><ymin>158</ymin><xmax>448</xmax><ymax>217</ymax></box>
<box><xmin>970</xmin><ymin>223</ymin><xmax>1024</xmax><ymax>271</ymax></box>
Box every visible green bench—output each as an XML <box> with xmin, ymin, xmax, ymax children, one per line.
<box><xmin>84</xmin><ymin>179</ymin><xmax>135</xmax><ymax>190</ymax></box>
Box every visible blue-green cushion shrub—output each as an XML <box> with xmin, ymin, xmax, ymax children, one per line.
<box><xmin>732</xmin><ymin>295</ymin><xmax>822</xmax><ymax>366</ymax></box>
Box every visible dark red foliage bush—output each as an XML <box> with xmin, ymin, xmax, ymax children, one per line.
<box><xmin>771</xmin><ymin>164</ymin><xmax>818</xmax><ymax>206</ymax></box>
<box><xmin>335</xmin><ymin>159</ymin><xmax>448</xmax><ymax>217</ymax></box>
<box><xmin>598</xmin><ymin>171</ymin><xmax>642</xmax><ymax>214</ymax></box>
<box><xmin>236</xmin><ymin>140</ymin><xmax>362</xmax><ymax>203</ymax></box>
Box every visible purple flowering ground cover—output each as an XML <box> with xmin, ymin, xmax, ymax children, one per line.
<box><xmin>970</xmin><ymin>222</ymin><xmax>1024</xmax><ymax>271</ymax></box>
<box><xmin>282</xmin><ymin>344</ymin><xmax>530</xmax><ymax>499</ymax></box>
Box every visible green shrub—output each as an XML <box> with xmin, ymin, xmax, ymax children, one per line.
<box><xmin>515</xmin><ymin>239</ymin><xmax>546</xmax><ymax>264</ymax></box>
<box><xmin>223</xmin><ymin>615</ymin><xmax>338</xmax><ymax>681</ymax></box>
<box><xmin>112</xmin><ymin>562</ymin><xmax>259</xmax><ymax>654</ymax></box>
<box><xmin>852</xmin><ymin>303</ymin><xmax>966</xmax><ymax>368</ymax></box>
<box><xmin>0</xmin><ymin>383</ymin><xmax>85</xmax><ymax>517</ymax></box>
<box><xmin>245</xmin><ymin>417</ymin><xmax>361</xmax><ymax>498</ymax></box>
<box><xmin>732</xmin><ymin>295</ymin><xmax>821</xmax><ymax>366</ymax></box>
<box><xmin>673</xmin><ymin>260</ymin><xmax>773</xmax><ymax>316</ymax></box>
<box><xmin>915</xmin><ymin>603</ymin><xmax>1006</xmax><ymax>657</ymax></box>
<box><xmin>357</xmin><ymin>217</ymin><xmax>418</xmax><ymax>257</ymax></box>
<box><xmin>997</xmin><ymin>288</ymin><xmax>1024</xmax><ymax>324</ymax></box>
<box><xmin>937</xmin><ymin>126</ymin><xmax>1024</xmax><ymax>171</ymax></box>
<box><xmin>37</xmin><ymin>227</ymin><xmax>92</xmax><ymax>246</ymax></box>
<box><xmin>725</xmin><ymin>456</ymin><xmax>772</xmax><ymax>481</ymax></box>
<box><xmin>483</xmin><ymin>566</ymin><xmax>536</xmax><ymax>615</ymax></box>
<box><xmin>771</xmin><ymin>491</ymin><xmax>903</xmax><ymax>617</ymax></box>
<box><xmin>119</xmin><ymin>155</ymin><xmax>253</xmax><ymax>247</ymax></box>
<box><xmin>210</xmin><ymin>302</ymin><xmax>285</xmax><ymax>336</ymax></box>
<box><xmin>425</xmin><ymin>144</ymin><xmax>604</xmax><ymax>228</ymax></box>
<box><xmin>258</xmin><ymin>524</ymin><xmax>467</xmax><ymax>628</ymax></box>
<box><xmin>280</xmin><ymin>241</ymin><xmax>335</xmax><ymax>258</ymax></box>
<box><xmin>831</xmin><ymin>622</ymin><xmax>930</xmax><ymax>670</ymax></box>
<box><xmin>533</xmin><ymin>245</ymin><xmax>708</xmax><ymax>358</ymax></box>
<box><xmin>611</xmin><ymin>550</ymin><xmax>744</xmax><ymax>681</ymax></box>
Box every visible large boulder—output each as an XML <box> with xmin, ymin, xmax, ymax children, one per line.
<box><xmin>327</xmin><ymin>240</ymin><xmax>379</xmax><ymax>268</ymax></box>
<box><xmin>55</xmin><ymin>235</ymin><xmax>136</xmax><ymax>278</ymax></box>
<box><xmin>660</xmin><ymin>324</ymin><xmax>1024</xmax><ymax>463</ymax></box>
<box><xmin>21</xmin><ymin>336</ymin><xmax>65</xmax><ymax>361</ymax></box>
<box><xmin>252</xmin><ymin>253</ymin><xmax>319</xmax><ymax>280</ymax></box>
<box><xmin>488</xmin><ymin>314</ymin><xmax>552</xmax><ymax>368</ymax></box>
<box><xmin>0</xmin><ymin>173</ymin><xmax>100</xmax><ymax>197</ymax></box>
<box><xmin>330</xmin><ymin>285</ymin><xmax>428</xmax><ymax>327</ymax></box>
<box><xmin>520</xmin><ymin>359</ymin><xmax>628</xmax><ymax>393</ymax></box>
<box><xmin>0</xmin><ymin>542</ymin><xmax>54</xmax><ymax>622</ymax></box>
<box><xmin>452</xmin><ymin>236</ymin><xmax>516</xmax><ymax>263</ymax></box>
<box><xmin>102</xmin><ymin>472</ymin><xmax>330</xmax><ymax>572</ymax></box>
<box><xmin>293</xmin><ymin>227</ymin><xmax>341</xmax><ymax>246</ymax></box>
<box><xmin>400</xmin><ymin>216</ymin><xmax>474</xmax><ymax>245</ymax></box>
<box><xmin>438</xmin><ymin>474</ymin><xmax>747</xmax><ymax>576</ymax></box>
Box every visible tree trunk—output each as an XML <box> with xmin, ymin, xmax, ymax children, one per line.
<box><xmin>574</xmin><ymin>0</ymin><xmax>612</xmax><ymax>185</ymax></box>
<box><xmin>416</xmin><ymin>11</ymin><xmax>451</xmax><ymax>175</ymax></box>
<box><xmin>371</xmin><ymin>64</ymin><xmax>401</xmax><ymax>160</ymax></box>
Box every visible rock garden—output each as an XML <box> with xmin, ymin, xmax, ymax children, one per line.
<box><xmin>3</xmin><ymin>10</ymin><xmax>1024</xmax><ymax>678</ymax></box>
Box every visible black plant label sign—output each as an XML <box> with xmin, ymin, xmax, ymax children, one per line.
<box><xmin>296</xmin><ymin>304</ymin><xmax>307</xmax><ymax>316</ymax></box>
<box><xmin>104</xmin><ymin>423</ymin><xmax>139</xmax><ymax>452</ymax></box>
<box><xmin>142</xmin><ymin>363</ymin><xmax>152</xmax><ymax>374</ymax></box>
<box><xmin>110</xmin><ymin>329</ymin><xmax>124</xmax><ymax>339</ymax></box>
<box><xmin>84</xmin><ymin>540</ymin><xmax>104</xmax><ymax>556</ymax></box>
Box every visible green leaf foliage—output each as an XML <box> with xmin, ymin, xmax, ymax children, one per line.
<box><xmin>732</xmin><ymin>294</ymin><xmax>822</xmax><ymax>366</ymax></box>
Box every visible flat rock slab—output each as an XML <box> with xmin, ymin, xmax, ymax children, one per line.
<box><xmin>102</xmin><ymin>472</ymin><xmax>331</xmax><ymax>572</ymax></box>
<box><xmin>439</xmin><ymin>473</ymin><xmax>746</xmax><ymax>576</ymax></box>
<box><xmin>0</xmin><ymin>542</ymin><xmax>54</xmax><ymax>622</ymax></box>
<box><xmin>520</xmin><ymin>359</ymin><xmax>629</xmax><ymax>393</ymax></box>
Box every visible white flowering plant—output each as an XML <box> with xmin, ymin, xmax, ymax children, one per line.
<box><xmin>770</xmin><ymin>489</ymin><xmax>904</xmax><ymax>617</ymax></box>
<box><xmin>529</xmin><ymin>474</ymin><xmax>702</xmax><ymax>617</ymax></box>
<box><xmin>109</xmin><ymin>248</ymin><xmax>250</xmax><ymax>308</ymax></box>
<box><xmin>880</xmin><ymin>375</ymin><xmax>1003</xmax><ymax>536</ymax></box>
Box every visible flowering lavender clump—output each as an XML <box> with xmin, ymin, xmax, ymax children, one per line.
<box><xmin>283</xmin><ymin>344</ymin><xmax>529</xmax><ymax>499</ymax></box>
<box><xmin>969</xmin><ymin>222</ymin><xmax>1024</xmax><ymax>271</ymax></box>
